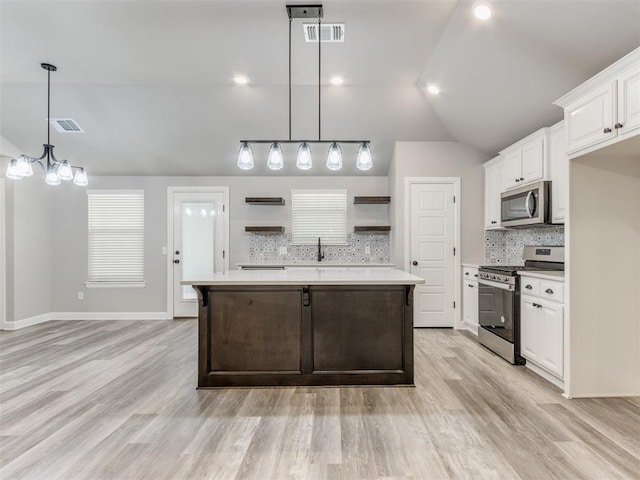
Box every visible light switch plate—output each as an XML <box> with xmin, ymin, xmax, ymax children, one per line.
<box><xmin>365</xmin><ymin>244</ymin><xmax>371</xmax><ymax>255</ymax></box>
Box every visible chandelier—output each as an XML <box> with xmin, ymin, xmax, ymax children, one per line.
<box><xmin>5</xmin><ymin>63</ymin><xmax>88</xmax><ymax>186</ymax></box>
<box><xmin>237</xmin><ymin>3</ymin><xmax>373</xmax><ymax>172</ymax></box>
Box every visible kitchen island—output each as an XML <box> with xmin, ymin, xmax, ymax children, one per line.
<box><xmin>184</xmin><ymin>268</ymin><xmax>424</xmax><ymax>388</ymax></box>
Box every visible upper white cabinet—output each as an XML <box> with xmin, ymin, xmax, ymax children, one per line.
<box><xmin>555</xmin><ymin>48</ymin><xmax>640</xmax><ymax>158</ymax></box>
<box><xmin>549</xmin><ymin>121</ymin><xmax>568</xmax><ymax>223</ymax></box>
<box><xmin>483</xmin><ymin>156</ymin><xmax>505</xmax><ymax>230</ymax></box>
<box><xmin>501</xmin><ymin>128</ymin><xmax>549</xmax><ymax>190</ymax></box>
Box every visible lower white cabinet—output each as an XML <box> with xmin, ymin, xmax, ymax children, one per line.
<box><xmin>520</xmin><ymin>275</ymin><xmax>564</xmax><ymax>381</ymax></box>
<box><xmin>462</xmin><ymin>266</ymin><xmax>479</xmax><ymax>334</ymax></box>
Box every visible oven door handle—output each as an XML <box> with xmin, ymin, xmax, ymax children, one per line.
<box><xmin>478</xmin><ymin>278</ymin><xmax>516</xmax><ymax>291</ymax></box>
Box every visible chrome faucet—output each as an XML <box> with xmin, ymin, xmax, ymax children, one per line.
<box><xmin>317</xmin><ymin>237</ymin><xmax>325</xmax><ymax>262</ymax></box>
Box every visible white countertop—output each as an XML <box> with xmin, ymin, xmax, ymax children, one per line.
<box><xmin>517</xmin><ymin>270</ymin><xmax>565</xmax><ymax>281</ymax></box>
<box><xmin>462</xmin><ymin>263</ymin><xmax>481</xmax><ymax>269</ymax></box>
<box><xmin>183</xmin><ymin>268</ymin><xmax>425</xmax><ymax>286</ymax></box>
<box><xmin>237</xmin><ymin>263</ymin><xmax>395</xmax><ymax>269</ymax></box>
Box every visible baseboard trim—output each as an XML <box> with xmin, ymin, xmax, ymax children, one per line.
<box><xmin>53</xmin><ymin>312</ymin><xmax>172</xmax><ymax>321</ymax></box>
<box><xmin>1</xmin><ymin>311</ymin><xmax>173</xmax><ymax>329</ymax></box>
<box><xmin>524</xmin><ymin>361</ymin><xmax>565</xmax><ymax>390</ymax></box>
<box><xmin>2</xmin><ymin>312</ymin><xmax>55</xmax><ymax>330</ymax></box>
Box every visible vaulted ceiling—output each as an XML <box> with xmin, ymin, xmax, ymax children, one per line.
<box><xmin>1</xmin><ymin>0</ymin><xmax>639</xmax><ymax>176</ymax></box>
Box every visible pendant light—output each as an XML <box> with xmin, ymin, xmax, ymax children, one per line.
<box><xmin>267</xmin><ymin>142</ymin><xmax>284</xmax><ymax>170</ymax></box>
<box><xmin>5</xmin><ymin>63</ymin><xmax>88</xmax><ymax>186</ymax></box>
<box><xmin>296</xmin><ymin>142</ymin><xmax>313</xmax><ymax>170</ymax></box>
<box><xmin>236</xmin><ymin>142</ymin><xmax>254</xmax><ymax>170</ymax></box>
<box><xmin>326</xmin><ymin>142</ymin><xmax>342</xmax><ymax>170</ymax></box>
<box><xmin>356</xmin><ymin>142</ymin><xmax>373</xmax><ymax>171</ymax></box>
<box><xmin>238</xmin><ymin>4</ymin><xmax>372</xmax><ymax>172</ymax></box>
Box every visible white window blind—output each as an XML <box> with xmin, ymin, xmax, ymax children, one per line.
<box><xmin>87</xmin><ymin>191</ymin><xmax>145</xmax><ymax>285</ymax></box>
<box><xmin>291</xmin><ymin>189</ymin><xmax>347</xmax><ymax>245</ymax></box>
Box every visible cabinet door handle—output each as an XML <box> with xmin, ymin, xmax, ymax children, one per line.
<box><xmin>515</xmin><ymin>178</ymin><xmax>520</xmax><ymax>182</ymax></box>
<box><xmin>604</xmin><ymin>127</ymin><xmax>612</xmax><ymax>133</ymax></box>
<box><xmin>545</xmin><ymin>288</ymin><xmax>554</xmax><ymax>294</ymax></box>
<box><xmin>491</xmin><ymin>221</ymin><xmax>497</xmax><ymax>224</ymax></box>
<box><xmin>465</xmin><ymin>272</ymin><xmax>469</xmax><ymax>275</ymax></box>
<box><xmin>468</xmin><ymin>285</ymin><xmax>474</xmax><ymax>288</ymax></box>
<box><xmin>525</xmin><ymin>284</ymin><xmax>533</xmax><ymax>289</ymax></box>
<box><xmin>474</xmin><ymin>274</ymin><xmax>478</xmax><ymax>278</ymax></box>
<box><xmin>520</xmin><ymin>177</ymin><xmax>524</xmax><ymax>181</ymax></box>
<box><xmin>615</xmin><ymin>122</ymin><xmax>624</xmax><ymax>129</ymax></box>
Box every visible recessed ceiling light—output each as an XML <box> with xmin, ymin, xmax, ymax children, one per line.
<box><xmin>330</xmin><ymin>75</ymin><xmax>344</xmax><ymax>86</ymax></box>
<box><xmin>426</xmin><ymin>83</ymin><xmax>440</xmax><ymax>95</ymax></box>
<box><xmin>473</xmin><ymin>1</ymin><xmax>493</xmax><ymax>20</ymax></box>
<box><xmin>233</xmin><ymin>74</ymin><xmax>250</xmax><ymax>85</ymax></box>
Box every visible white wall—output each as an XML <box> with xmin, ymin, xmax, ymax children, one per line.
<box><xmin>569</xmin><ymin>140</ymin><xmax>640</xmax><ymax>397</ymax></box>
<box><xmin>389</xmin><ymin>141</ymin><xmax>488</xmax><ymax>269</ymax></box>
<box><xmin>5</xmin><ymin>178</ymin><xmax>55</xmax><ymax>322</ymax></box>
<box><xmin>49</xmin><ymin>175</ymin><xmax>388</xmax><ymax>314</ymax></box>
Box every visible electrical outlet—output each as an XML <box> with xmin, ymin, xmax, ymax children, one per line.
<box><xmin>279</xmin><ymin>246</ymin><xmax>287</xmax><ymax>255</ymax></box>
<box><xmin>162</xmin><ymin>246</ymin><xmax>167</xmax><ymax>255</ymax></box>
<box><xmin>365</xmin><ymin>244</ymin><xmax>371</xmax><ymax>255</ymax></box>
<box><xmin>77</xmin><ymin>292</ymin><xmax>84</xmax><ymax>301</ymax></box>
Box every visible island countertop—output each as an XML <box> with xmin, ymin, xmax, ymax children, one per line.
<box><xmin>182</xmin><ymin>267</ymin><xmax>424</xmax><ymax>286</ymax></box>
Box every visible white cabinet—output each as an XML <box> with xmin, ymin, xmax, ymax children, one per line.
<box><xmin>556</xmin><ymin>50</ymin><xmax>640</xmax><ymax>157</ymax></box>
<box><xmin>549</xmin><ymin>121</ymin><xmax>568</xmax><ymax>223</ymax></box>
<box><xmin>483</xmin><ymin>156</ymin><xmax>505</xmax><ymax>230</ymax></box>
<box><xmin>462</xmin><ymin>266</ymin><xmax>479</xmax><ymax>335</ymax></box>
<box><xmin>520</xmin><ymin>275</ymin><xmax>565</xmax><ymax>381</ymax></box>
<box><xmin>501</xmin><ymin>128</ymin><xmax>549</xmax><ymax>190</ymax></box>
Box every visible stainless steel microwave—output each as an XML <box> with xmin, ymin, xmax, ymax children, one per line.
<box><xmin>500</xmin><ymin>180</ymin><xmax>552</xmax><ymax>228</ymax></box>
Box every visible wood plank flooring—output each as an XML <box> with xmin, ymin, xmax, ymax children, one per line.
<box><xmin>1</xmin><ymin>320</ymin><xmax>638</xmax><ymax>480</ymax></box>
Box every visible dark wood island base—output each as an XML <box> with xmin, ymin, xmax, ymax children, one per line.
<box><xmin>195</xmin><ymin>284</ymin><xmax>415</xmax><ymax>388</ymax></box>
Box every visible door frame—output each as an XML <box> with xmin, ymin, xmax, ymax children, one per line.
<box><xmin>404</xmin><ymin>177</ymin><xmax>461</xmax><ymax>329</ymax></box>
<box><xmin>0</xmin><ymin>179</ymin><xmax>6</xmax><ymax>328</ymax></box>
<box><xmin>166</xmin><ymin>186</ymin><xmax>230</xmax><ymax>318</ymax></box>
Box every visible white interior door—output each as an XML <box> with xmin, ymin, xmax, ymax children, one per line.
<box><xmin>0</xmin><ymin>179</ymin><xmax>5</xmax><ymax>328</ymax></box>
<box><xmin>409</xmin><ymin>182</ymin><xmax>456</xmax><ymax>327</ymax></box>
<box><xmin>172</xmin><ymin>192</ymin><xmax>226</xmax><ymax>317</ymax></box>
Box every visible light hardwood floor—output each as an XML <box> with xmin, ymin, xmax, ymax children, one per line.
<box><xmin>1</xmin><ymin>320</ymin><xmax>639</xmax><ymax>480</ymax></box>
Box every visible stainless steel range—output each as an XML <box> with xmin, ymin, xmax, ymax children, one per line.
<box><xmin>478</xmin><ymin>246</ymin><xmax>564</xmax><ymax>364</ymax></box>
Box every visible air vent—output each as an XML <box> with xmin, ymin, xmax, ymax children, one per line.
<box><xmin>303</xmin><ymin>23</ymin><xmax>345</xmax><ymax>43</ymax></box>
<box><xmin>50</xmin><ymin>118</ymin><xmax>84</xmax><ymax>133</ymax></box>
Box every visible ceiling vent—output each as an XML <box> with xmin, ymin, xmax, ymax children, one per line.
<box><xmin>303</xmin><ymin>23</ymin><xmax>345</xmax><ymax>43</ymax></box>
<box><xmin>50</xmin><ymin>118</ymin><xmax>84</xmax><ymax>133</ymax></box>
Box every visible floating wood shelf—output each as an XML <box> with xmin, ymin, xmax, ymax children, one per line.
<box><xmin>245</xmin><ymin>197</ymin><xmax>285</xmax><ymax>205</ymax></box>
<box><xmin>245</xmin><ymin>226</ymin><xmax>285</xmax><ymax>234</ymax></box>
<box><xmin>354</xmin><ymin>226</ymin><xmax>391</xmax><ymax>233</ymax></box>
<box><xmin>353</xmin><ymin>196</ymin><xmax>391</xmax><ymax>204</ymax></box>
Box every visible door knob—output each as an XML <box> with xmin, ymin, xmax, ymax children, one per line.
<box><xmin>174</xmin><ymin>259</ymin><xmax>180</xmax><ymax>264</ymax></box>
<box><xmin>412</xmin><ymin>261</ymin><xmax>418</xmax><ymax>266</ymax></box>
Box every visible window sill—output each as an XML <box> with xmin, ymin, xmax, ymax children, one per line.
<box><xmin>84</xmin><ymin>282</ymin><xmax>147</xmax><ymax>289</ymax></box>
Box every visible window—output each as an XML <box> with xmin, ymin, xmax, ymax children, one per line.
<box><xmin>86</xmin><ymin>190</ymin><xmax>145</xmax><ymax>287</ymax></box>
<box><xmin>291</xmin><ymin>189</ymin><xmax>347</xmax><ymax>244</ymax></box>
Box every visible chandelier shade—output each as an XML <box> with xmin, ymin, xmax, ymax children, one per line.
<box><xmin>5</xmin><ymin>63</ymin><xmax>88</xmax><ymax>186</ymax></box>
<box><xmin>237</xmin><ymin>4</ymin><xmax>372</xmax><ymax>172</ymax></box>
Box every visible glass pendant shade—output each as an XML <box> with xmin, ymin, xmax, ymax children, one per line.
<box><xmin>73</xmin><ymin>168</ymin><xmax>88</xmax><ymax>186</ymax></box>
<box><xmin>58</xmin><ymin>160</ymin><xmax>74</xmax><ymax>181</ymax></box>
<box><xmin>6</xmin><ymin>159</ymin><xmax>24</xmax><ymax>179</ymax></box>
<box><xmin>267</xmin><ymin>143</ymin><xmax>284</xmax><ymax>170</ymax></box>
<box><xmin>45</xmin><ymin>165</ymin><xmax>61</xmax><ymax>185</ymax></box>
<box><xmin>356</xmin><ymin>142</ymin><xmax>373</xmax><ymax>171</ymax></box>
<box><xmin>17</xmin><ymin>155</ymin><xmax>33</xmax><ymax>177</ymax></box>
<box><xmin>237</xmin><ymin>142</ymin><xmax>254</xmax><ymax>170</ymax></box>
<box><xmin>326</xmin><ymin>142</ymin><xmax>342</xmax><ymax>171</ymax></box>
<box><xmin>296</xmin><ymin>142</ymin><xmax>313</xmax><ymax>170</ymax></box>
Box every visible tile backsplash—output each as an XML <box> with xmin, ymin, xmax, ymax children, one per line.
<box><xmin>247</xmin><ymin>233</ymin><xmax>390</xmax><ymax>264</ymax></box>
<box><xmin>485</xmin><ymin>226</ymin><xmax>564</xmax><ymax>265</ymax></box>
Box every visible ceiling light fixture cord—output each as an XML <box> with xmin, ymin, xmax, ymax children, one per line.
<box><xmin>318</xmin><ymin>14</ymin><xmax>321</xmax><ymax>142</ymax></box>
